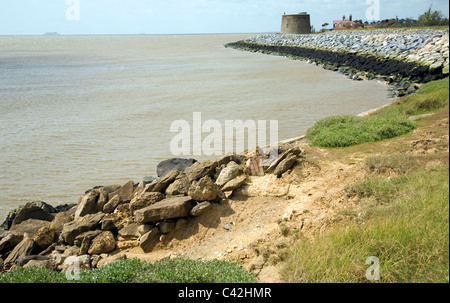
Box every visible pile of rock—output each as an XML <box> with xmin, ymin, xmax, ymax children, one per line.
<box><xmin>0</xmin><ymin>147</ymin><xmax>302</xmax><ymax>273</ymax></box>
<box><xmin>246</xmin><ymin>29</ymin><xmax>449</xmax><ymax>70</ymax></box>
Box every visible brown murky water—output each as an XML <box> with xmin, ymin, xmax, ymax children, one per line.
<box><xmin>0</xmin><ymin>34</ymin><xmax>392</xmax><ymax>219</ymax></box>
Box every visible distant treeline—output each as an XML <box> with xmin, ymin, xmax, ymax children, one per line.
<box><xmin>359</xmin><ymin>6</ymin><xmax>449</xmax><ymax>28</ymax></box>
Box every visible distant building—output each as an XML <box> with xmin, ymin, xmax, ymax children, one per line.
<box><xmin>281</xmin><ymin>12</ymin><xmax>311</xmax><ymax>34</ymax></box>
<box><xmin>332</xmin><ymin>14</ymin><xmax>360</xmax><ymax>30</ymax></box>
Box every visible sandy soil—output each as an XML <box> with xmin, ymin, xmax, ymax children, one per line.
<box><xmin>117</xmin><ymin>110</ymin><xmax>449</xmax><ymax>283</ymax></box>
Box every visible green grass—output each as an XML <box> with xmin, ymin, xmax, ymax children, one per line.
<box><xmin>306</xmin><ymin>115</ymin><xmax>416</xmax><ymax>147</ymax></box>
<box><xmin>0</xmin><ymin>258</ymin><xmax>257</xmax><ymax>283</ymax></box>
<box><xmin>283</xmin><ymin>78</ymin><xmax>449</xmax><ymax>283</ymax></box>
<box><xmin>281</xmin><ymin>164</ymin><xmax>449</xmax><ymax>283</ymax></box>
<box><xmin>371</xmin><ymin>78</ymin><xmax>449</xmax><ymax>118</ymax></box>
<box><xmin>306</xmin><ymin>78</ymin><xmax>449</xmax><ymax>148</ymax></box>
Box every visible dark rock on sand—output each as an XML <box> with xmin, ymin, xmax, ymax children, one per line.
<box><xmin>157</xmin><ymin>158</ymin><xmax>198</xmax><ymax>178</ymax></box>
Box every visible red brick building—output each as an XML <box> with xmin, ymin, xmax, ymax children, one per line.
<box><xmin>332</xmin><ymin>14</ymin><xmax>360</xmax><ymax>30</ymax></box>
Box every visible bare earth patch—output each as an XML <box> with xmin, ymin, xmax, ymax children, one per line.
<box><xmin>118</xmin><ymin>110</ymin><xmax>449</xmax><ymax>283</ymax></box>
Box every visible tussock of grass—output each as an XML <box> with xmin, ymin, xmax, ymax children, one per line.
<box><xmin>306</xmin><ymin>115</ymin><xmax>416</xmax><ymax>147</ymax></box>
<box><xmin>281</xmin><ymin>165</ymin><xmax>449</xmax><ymax>283</ymax></box>
<box><xmin>0</xmin><ymin>258</ymin><xmax>257</xmax><ymax>283</ymax></box>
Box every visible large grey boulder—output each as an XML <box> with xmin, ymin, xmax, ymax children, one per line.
<box><xmin>190</xmin><ymin>202</ymin><xmax>212</xmax><ymax>217</ymax></box>
<box><xmin>139</xmin><ymin>227</ymin><xmax>161</xmax><ymax>253</ymax></box>
<box><xmin>0</xmin><ymin>233</ymin><xmax>23</xmax><ymax>255</ymax></box>
<box><xmin>145</xmin><ymin>170</ymin><xmax>180</xmax><ymax>193</ymax></box>
<box><xmin>221</xmin><ymin>176</ymin><xmax>248</xmax><ymax>192</ymax></box>
<box><xmin>11</xmin><ymin>202</ymin><xmax>55</xmax><ymax>227</ymax></box>
<box><xmin>118</xmin><ymin>223</ymin><xmax>140</xmax><ymax>240</ymax></box>
<box><xmin>130</xmin><ymin>192</ymin><xmax>165</xmax><ymax>213</ymax></box>
<box><xmin>165</xmin><ymin>172</ymin><xmax>191</xmax><ymax>196</ymax></box>
<box><xmin>157</xmin><ymin>158</ymin><xmax>197</xmax><ymax>178</ymax></box>
<box><xmin>60</xmin><ymin>212</ymin><xmax>104</xmax><ymax>245</ymax></box>
<box><xmin>188</xmin><ymin>176</ymin><xmax>220</xmax><ymax>202</ymax></box>
<box><xmin>50</xmin><ymin>211</ymin><xmax>74</xmax><ymax>235</ymax></box>
<box><xmin>135</xmin><ymin>196</ymin><xmax>195</xmax><ymax>224</ymax></box>
<box><xmin>215</xmin><ymin>163</ymin><xmax>240</xmax><ymax>187</ymax></box>
<box><xmin>9</xmin><ymin>219</ymin><xmax>50</xmax><ymax>238</ymax></box>
<box><xmin>273</xmin><ymin>154</ymin><xmax>298</xmax><ymax>177</ymax></box>
<box><xmin>16</xmin><ymin>255</ymin><xmax>52</xmax><ymax>267</ymax></box>
<box><xmin>184</xmin><ymin>161</ymin><xmax>218</xmax><ymax>182</ymax></box>
<box><xmin>3</xmin><ymin>235</ymin><xmax>35</xmax><ymax>269</ymax></box>
<box><xmin>23</xmin><ymin>258</ymin><xmax>57</xmax><ymax>271</ymax></box>
<box><xmin>102</xmin><ymin>195</ymin><xmax>122</xmax><ymax>214</ymax></box>
<box><xmin>74</xmin><ymin>191</ymin><xmax>100</xmax><ymax>220</ymax></box>
<box><xmin>109</xmin><ymin>180</ymin><xmax>135</xmax><ymax>203</ymax></box>
<box><xmin>88</xmin><ymin>231</ymin><xmax>116</xmax><ymax>255</ymax></box>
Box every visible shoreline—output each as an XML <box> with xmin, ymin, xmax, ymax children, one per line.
<box><xmin>225</xmin><ymin>29</ymin><xmax>449</xmax><ymax>97</ymax></box>
<box><xmin>274</xmin><ymin>99</ymin><xmax>398</xmax><ymax>146</ymax></box>
<box><xmin>1</xmin><ymin>35</ymin><xmax>448</xmax><ymax>277</ymax></box>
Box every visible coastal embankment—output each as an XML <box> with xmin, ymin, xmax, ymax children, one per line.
<box><xmin>225</xmin><ymin>29</ymin><xmax>449</xmax><ymax>96</ymax></box>
<box><xmin>1</xmin><ymin>30</ymin><xmax>448</xmax><ymax>283</ymax></box>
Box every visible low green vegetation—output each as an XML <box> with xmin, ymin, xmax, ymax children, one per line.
<box><xmin>306</xmin><ymin>78</ymin><xmax>449</xmax><ymax>148</ymax></box>
<box><xmin>371</xmin><ymin>78</ymin><xmax>449</xmax><ymax>118</ymax></box>
<box><xmin>306</xmin><ymin>115</ymin><xmax>416</xmax><ymax>147</ymax></box>
<box><xmin>282</xmin><ymin>78</ymin><xmax>449</xmax><ymax>283</ymax></box>
<box><xmin>281</xmin><ymin>164</ymin><xmax>449</xmax><ymax>283</ymax></box>
<box><xmin>0</xmin><ymin>258</ymin><xmax>257</xmax><ymax>283</ymax></box>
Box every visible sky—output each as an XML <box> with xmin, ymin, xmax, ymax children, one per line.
<box><xmin>0</xmin><ymin>0</ymin><xmax>449</xmax><ymax>35</ymax></box>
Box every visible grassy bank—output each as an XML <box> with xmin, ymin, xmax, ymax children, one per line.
<box><xmin>307</xmin><ymin>78</ymin><xmax>449</xmax><ymax>148</ymax></box>
<box><xmin>281</xmin><ymin>77</ymin><xmax>449</xmax><ymax>283</ymax></box>
<box><xmin>281</xmin><ymin>165</ymin><xmax>449</xmax><ymax>282</ymax></box>
<box><xmin>1</xmin><ymin>79</ymin><xmax>448</xmax><ymax>284</ymax></box>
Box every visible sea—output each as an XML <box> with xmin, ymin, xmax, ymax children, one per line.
<box><xmin>0</xmin><ymin>34</ymin><xmax>393</xmax><ymax>220</ymax></box>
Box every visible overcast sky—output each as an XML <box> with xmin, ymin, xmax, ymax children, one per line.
<box><xmin>0</xmin><ymin>0</ymin><xmax>448</xmax><ymax>35</ymax></box>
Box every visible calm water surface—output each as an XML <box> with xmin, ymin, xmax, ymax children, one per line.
<box><xmin>0</xmin><ymin>34</ymin><xmax>392</xmax><ymax>219</ymax></box>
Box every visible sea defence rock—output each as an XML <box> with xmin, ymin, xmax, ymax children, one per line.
<box><xmin>156</xmin><ymin>158</ymin><xmax>198</xmax><ymax>178</ymax></box>
<box><xmin>134</xmin><ymin>196</ymin><xmax>195</xmax><ymax>224</ymax></box>
<box><xmin>139</xmin><ymin>227</ymin><xmax>161</xmax><ymax>253</ymax></box>
<box><xmin>87</xmin><ymin>231</ymin><xmax>116</xmax><ymax>255</ymax></box>
<box><xmin>216</xmin><ymin>163</ymin><xmax>241</xmax><ymax>188</ymax></box>
<box><xmin>188</xmin><ymin>176</ymin><xmax>220</xmax><ymax>202</ymax></box>
<box><xmin>244</xmin><ymin>29</ymin><xmax>449</xmax><ymax>68</ymax></box>
<box><xmin>225</xmin><ymin>29</ymin><xmax>449</xmax><ymax>95</ymax></box>
<box><xmin>60</xmin><ymin>212</ymin><xmax>104</xmax><ymax>245</ymax></box>
<box><xmin>130</xmin><ymin>192</ymin><xmax>165</xmax><ymax>213</ymax></box>
<box><xmin>11</xmin><ymin>201</ymin><xmax>55</xmax><ymax>226</ymax></box>
<box><xmin>184</xmin><ymin>161</ymin><xmax>218</xmax><ymax>181</ymax></box>
<box><xmin>0</xmin><ymin>146</ymin><xmax>304</xmax><ymax>273</ymax></box>
<box><xmin>165</xmin><ymin>172</ymin><xmax>191</xmax><ymax>196</ymax></box>
<box><xmin>145</xmin><ymin>170</ymin><xmax>180</xmax><ymax>193</ymax></box>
